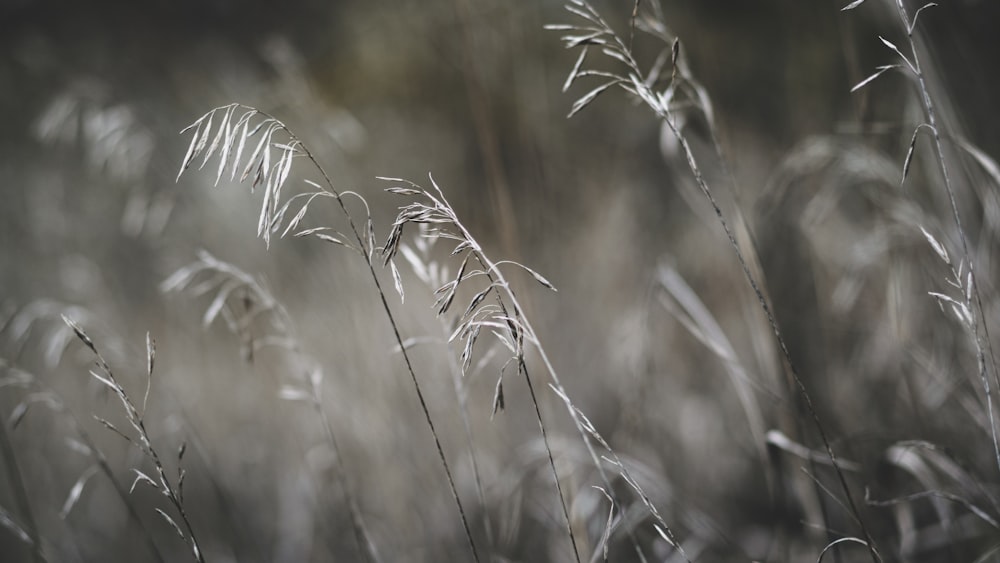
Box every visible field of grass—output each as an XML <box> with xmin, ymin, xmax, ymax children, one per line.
<box><xmin>3</xmin><ymin>0</ymin><xmax>1000</xmax><ymax>561</ymax></box>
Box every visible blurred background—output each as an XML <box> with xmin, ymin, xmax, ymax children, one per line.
<box><xmin>3</xmin><ymin>0</ymin><xmax>1000</xmax><ymax>561</ymax></box>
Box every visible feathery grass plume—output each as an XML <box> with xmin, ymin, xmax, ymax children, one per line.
<box><xmin>549</xmin><ymin>1</ymin><xmax>880</xmax><ymax>560</ymax></box>
<box><xmin>1</xmin><ymin>359</ymin><xmax>167</xmax><ymax>562</ymax></box>
<box><xmin>162</xmin><ymin>250</ymin><xmax>382</xmax><ymax>563</ymax></box>
<box><xmin>844</xmin><ymin>0</ymin><xmax>1000</xmax><ymax>479</ymax></box>
<box><xmin>176</xmin><ymin>104</ymin><xmax>480</xmax><ymax>562</ymax></box>
<box><xmin>382</xmin><ymin>174</ymin><xmax>686</xmax><ymax>562</ymax></box>
<box><xmin>61</xmin><ymin>316</ymin><xmax>204</xmax><ymax>562</ymax></box>
<box><xmin>382</xmin><ymin>175</ymin><xmax>579</xmax><ymax>561</ymax></box>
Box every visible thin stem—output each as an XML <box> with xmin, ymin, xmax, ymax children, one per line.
<box><xmin>143</xmin><ymin>438</ymin><xmax>204</xmax><ymax>563</ymax></box>
<box><xmin>66</xmin><ymin>408</ymin><xmax>168</xmax><ymax>562</ymax></box>
<box><xmin>291</xmin><ymin>128</ymin><xmax>481</xmax><ymax>563</ymax></box>
<box><xmin>555</xmin><ymin>4</ymin><xmax>881</xmax><ymax>558</ymax></box>
<box><xmin>658</xmin><ymin>108</ymin><xmax>881</xmax><ymax>563</ymax></box>
<box><xmin>313</xmin><ymin>399</ymin><xmax>381</xmax><ymax>563</ymax></box>
<box><xmin>438</xmin><ymin>311</ymin><xmax>497</xmax><ymax>558</ymax></box>
<box><xmin>433</xmin><ymin>183</ymin><xmax>678</xmax><ymax>562</ymax></box>
<box><xmin>91</xmin><ymin>445</ymin><xmax>169</xmax><ymax>563</ymax></box>
<box><xmin>6</xmin><ymin>355</ymin><xmax>167</xmax><ymax>562</ymax></box>
<box><xmin>895</xmin><ymin>0</ymin><xmax>1000</xmax><ymax>476</ymax></box>
<box><xmin>359</xmin><ymin>251</ymin><xmax>481</xmax><ymax>562</ymax></box>
<box><xmin>520</xmin><ymin>358</ymin><xmax>582</xmax><ymax>563</ymax></box>
<box><xmin>179</xmin><ymin>105</ymin><xmax>480</xmax><ymax>561</ymax></box>
<box><xmin>181</xmin><ymin>252</ymin><xmax>379</xmax><ymax>561</ymax></box>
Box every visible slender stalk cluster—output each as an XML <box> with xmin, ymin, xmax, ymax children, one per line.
<box><xmin>846</xmin><ymin>0</ymin><xmax>1000</xmax><ymax>478</ymax></box>
<box><xmin>62</xmin><ymin>316</ymin><xmax>204</xmax><ymax>563</ymax></box>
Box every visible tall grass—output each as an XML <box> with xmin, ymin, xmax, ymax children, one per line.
<box><xmin>2</xmin><ymin>0</ymin><xmax>999</xmax><ymax>561</ymax></box>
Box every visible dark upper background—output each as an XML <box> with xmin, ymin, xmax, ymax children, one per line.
<box><xmin>3</xmin><ymin>0</ymin><xmax>998</xmax><ymax>333</ymax></box>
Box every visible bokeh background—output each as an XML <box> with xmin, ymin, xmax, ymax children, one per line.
<box><xmin>3</xmin><ymin>0</ymin><xmax>1000</xmax><ymax>561</ymax></box>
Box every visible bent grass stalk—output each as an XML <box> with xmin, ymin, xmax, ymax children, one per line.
<box><xmin>176</xmin><ymin>105</ymin><xmax>480</xmax><ymax>562</ymax></box>
<box><xmin>549</xmin><ymin>1</ymin><xmax>880</xmax><ymax>560</ymax></box>
<box><xmin>382</xmin><ymin>175</ymin><xmax>686</xmax><ymax>562</ymax></box>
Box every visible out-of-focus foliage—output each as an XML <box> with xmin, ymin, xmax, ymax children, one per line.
<box><xmin>2</xmin><ymin>0</ymin><xmax>1000</xmax><ymax>561</ymax></box>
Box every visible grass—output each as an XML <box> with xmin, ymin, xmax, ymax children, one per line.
<box><xmin>2</xmin><ymin>0</ymin><xmax>1000</xmax><ymax>561</ymax></box>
